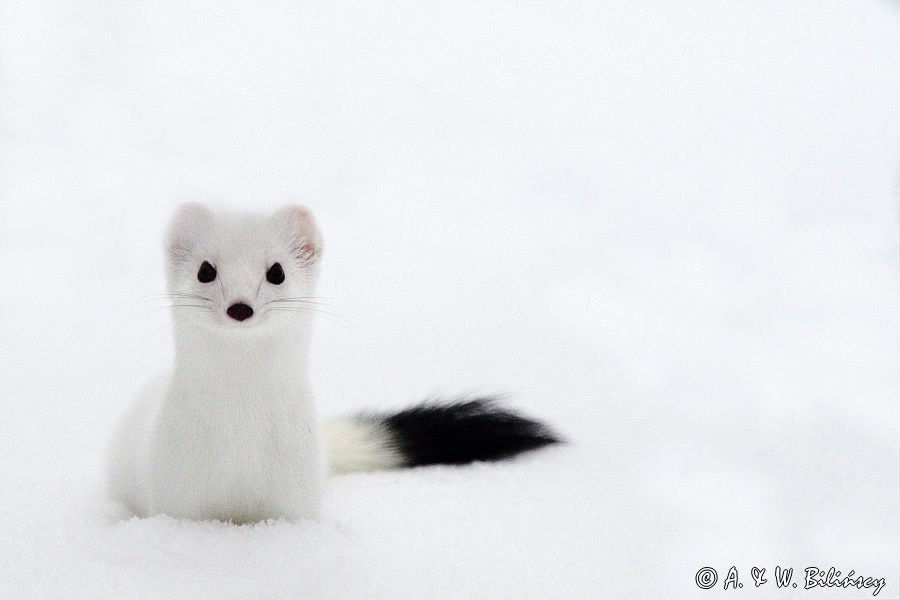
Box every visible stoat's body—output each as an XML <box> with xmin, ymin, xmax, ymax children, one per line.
<box><xmin>107</xmin><ymin>204</ymin><xmax>559</xmax><ymax>523</ymax></box>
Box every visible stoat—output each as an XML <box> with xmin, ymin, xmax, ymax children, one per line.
<box><xmin>107</xmin><ymin>203</ymin><xmax>559</xmax><ymax>523</ymax></box>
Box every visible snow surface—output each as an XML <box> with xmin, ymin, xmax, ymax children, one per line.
<box><xmin>1</xmin><ymin>1</ymin><xmax>899</xmax><ymax>598</ymax></box>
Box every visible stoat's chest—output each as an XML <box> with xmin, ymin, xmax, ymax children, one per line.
<box><xmin>165</xmin><ymin>368</ymin><xmax>316</xmax><ymax>466</ymax></box>
<box><xmin>148</xmin><ymin>366</ymin><xmax>323</xmax><ymax>521</ymax></box>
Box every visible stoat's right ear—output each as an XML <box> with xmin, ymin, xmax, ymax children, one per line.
<box><xmin>272</xmin><ymin>205</ymin><xmax>323</xmax><ymax>266</ymax></box>
<box><xmin>166</xmin><ymin>202</ymin><xmax>213</xmax><ymax>261</ymax></box>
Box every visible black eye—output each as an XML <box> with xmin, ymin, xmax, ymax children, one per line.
<box><xmin>266</xmin><ymin>262</ymin><xmax>285</xmax><ymax>285</ymax></box>
<box><xmin>197</xmin><ymin>261</ymin><xmax>217</xmax><ymax>283</ymax></box>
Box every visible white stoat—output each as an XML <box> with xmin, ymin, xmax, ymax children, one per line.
<box><xmin>107</xmin><ymin>203</ymin><xmax>559</xmax><ymax>523</ymax></box>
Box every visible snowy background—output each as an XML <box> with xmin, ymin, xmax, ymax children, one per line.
<box><xmin>1</xmin><ymin>1</ymin><xmax>898</xmax><ymax>598</ymax></box>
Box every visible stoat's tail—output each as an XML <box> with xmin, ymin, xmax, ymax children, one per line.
<box><xmin>324</xmin><ymin>398</ymin><xmax>561</xmax><ymax>474</ymax></box>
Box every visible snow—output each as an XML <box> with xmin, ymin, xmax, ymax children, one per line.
<box><xmin>1</xmin><ymin>0</ymin><xmax>899</xmax><ymax>597</ymax></box>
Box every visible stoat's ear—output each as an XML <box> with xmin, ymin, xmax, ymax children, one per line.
<box><xmin>166</xmin><ymin>202</ymin><xmax>213</xmax><ymax>261</ymax></box>
<box><xmin>273</xmin><ymin>205</ymin><xmax>322</xmax><ymax>265</ymax></box>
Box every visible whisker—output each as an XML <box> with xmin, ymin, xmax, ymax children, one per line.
<box><xmin>275</xmin><ymin>296</ymin><xmax>353</xmax><ymax>302</ymax></box>
<box><xmin>266</xmin><ymin>300</ymin><xmax>337</xmax><ymax>307</ymax></box>
<box><xmin>265</xmin><ymin>306</ymin><xmax>354</xmax><ymax>325</ymax></box>
<box><xmin>116</xmin><ymin>293</ymin><xmax>214</xmax><ymax>314</ymax></box>
<box><xmin>168</xmin><ymin>305</ymin><xmax>214</xmax><ymax>310</ymax></box>
<box><xmin>265</xmin><ymin>297</ymin><xmax>355</xmax><ymax>308</ymax></box>
<box><xmin>146</xmin><ymin>293</ymin><xmax>213</xmax><ymax>302</ymax></box>
<box><xmin>114</xmin><ymin>325</ymin><xmax>170</xmax><ymax>369</ymax></box>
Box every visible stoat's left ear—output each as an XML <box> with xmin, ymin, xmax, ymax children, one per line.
<box><xmin>273</xmin><ymin>205</ymin><xmax>322</xmax><ymax>265</ymax></box>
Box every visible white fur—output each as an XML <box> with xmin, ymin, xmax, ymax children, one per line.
<box><xmin>324</xmin><ymin>418</ymin><xmax>404</xmax><ymax>474</ymax></box>
<box><xmin>108</xmin><ymin>204</ymin><xmax>327</xmax><ymax>523</ymax></box>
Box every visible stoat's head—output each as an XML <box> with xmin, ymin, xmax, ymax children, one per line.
<box><xmin>165</xmin><ymin>203</ymin><xmax>322</xmax><ymax>333</ymax></box>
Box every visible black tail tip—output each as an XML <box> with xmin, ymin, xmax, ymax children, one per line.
<box><xmin>377</xmin><ymin>397</ymin><xmax>563</xmax><ymax>468</ymax></box>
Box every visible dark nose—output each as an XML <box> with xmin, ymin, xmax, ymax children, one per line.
<box><xmin>227</xmin><ymin>303</ymin><xmax>254</xmax><ymax>322</ymax></box>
